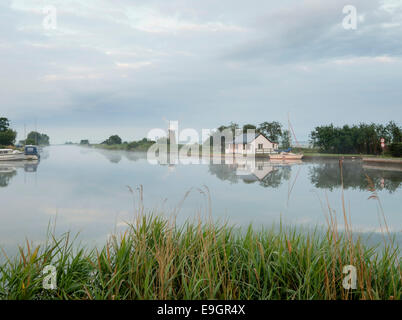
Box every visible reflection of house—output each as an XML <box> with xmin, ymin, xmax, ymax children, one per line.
<box><xmin>225</xmin><ymin>133</ymin><xmax>278</xmax><ymax>155</ymax></box>
<box><xmin>235</xmin><ymin>158</ymin><xmax>276</xmax><ymax>181</ymax></box>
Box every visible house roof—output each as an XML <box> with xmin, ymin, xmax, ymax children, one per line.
<box><xmin>233</xmin><ymin>133</ymin><xmax>277</xmax><ymax>144</ymax></box>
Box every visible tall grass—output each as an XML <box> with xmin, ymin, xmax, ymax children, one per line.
<box><xmin>0</xmin><ymin>162</ymin><xmax>400</xmax><ymax>300</ymax></box>
<box><xmin>0</xmin><ymin>212</ymin><xmax>400</xmax><ymax>300</ymax></box>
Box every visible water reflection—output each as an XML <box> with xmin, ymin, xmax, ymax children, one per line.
<box><xmin>309</xmin><ymin>160</ymin><xmax>402</xmax><ymax>193</ymax></box>
<box><xmin>94</xmin><ymin>148</ymin><xmax>146</xmax><ymax>163</ymax></box>
<box><xmin>209</xmin><ymin>158</ymin><xmax>298</xmax><ymax>188</ymax></box>
<box><xmin>0</xmin><ymin>161</ymin><xmax>39</xmax><ymax>187</ymax></box>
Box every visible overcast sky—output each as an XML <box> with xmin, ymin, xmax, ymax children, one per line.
<box><xmin>1</xmin><ymin>0</ymin><xmax>402</xmax><ymax>144</ymax></box>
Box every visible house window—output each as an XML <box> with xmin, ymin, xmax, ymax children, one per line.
<box><xmin>258</xmin><ymin>144</ymin><xmax>263</xmax><ymax>150</ymax></box>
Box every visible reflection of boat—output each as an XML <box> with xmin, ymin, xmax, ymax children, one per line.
<box><xmin>0</xmin><ymin>160</ymin><xmax>39</xmax><ymax>172</ymax></box>
<box><xmin>0</xmin><ymin>165</ymin><xmax>17</xmax><ymax>174</ymax></box>
<box><xmin>269</xmin><ymin>152</ymin><xmax>304</xmax><ymax>161</ymax></box>
<box><xmin>0</xmin><ymin>146</ymin><xmax>40</xmax><ymax>161</ymax></box>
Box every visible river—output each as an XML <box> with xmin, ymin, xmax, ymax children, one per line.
<box><xmin>1</xmin><ymin>145</ymin><xmax>401</xmax><ymax>255</ymax></box>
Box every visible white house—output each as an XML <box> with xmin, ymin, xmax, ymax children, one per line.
<box><xmin>225</xmin><ymin>133</ymin><xmax>279</xmax><ymax>155</ymax></box>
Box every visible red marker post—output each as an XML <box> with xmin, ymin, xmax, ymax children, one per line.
<box><xmin>380</xmin><ymin>138</ymin><xmax>385</xmax><ymax>155</ymax></box>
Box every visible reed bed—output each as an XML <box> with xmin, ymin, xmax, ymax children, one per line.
<box><xmin>0</xmin><ymin>211</ymin><xmax>400</xmax><ymax>300</ymax></box>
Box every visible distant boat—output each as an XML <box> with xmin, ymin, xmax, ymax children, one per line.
<box><xmin>0</xmin><ymin>145</ymin><xmax>40</xmax><ymax>161</ymax></box>
<box><xmin>269</xmin><ymin>152</ymin><xmax>304</xmax><ymax>161</ymax></box>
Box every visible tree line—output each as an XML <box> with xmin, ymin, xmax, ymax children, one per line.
<box><xmin>310</xmin><ymin>121</ymin><xmax>402</xmax><ymax>155</ymax></box>
<box><xmin>0</xmin><ymin>117</ymin><xmax>50</xmax><ymax>146</ymax></box>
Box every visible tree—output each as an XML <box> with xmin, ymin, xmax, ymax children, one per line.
<box><xmin>0</xmin><ymin>118</ymin><xmax>11</xmax><ymax>132</ymax></box>
<box><xmin>309</xmin><ymin>122</ymin><xmax>401</xmax><ymax>155</ymax></box>
<box><xmin>258</xmin><ymin>121</ymin><xmax>282</xmax><ymax>142</ymax></box>
<box><xmin>80</xmin><ymin>140</ymin><xmax>89</xmax><ymax>145</ymax></box>
<box><xmin>26</xmin><ymin>131</ymin><xmax>50</xmax><ymax>146</ymax></box>
<box><xmin>242</xmin><ymin>124</ymin><xmax>257</xmax><ymax>133</ymax></box>
<box><xmin>281</xmin><ymin>130</ymin><xmax>292</xmax><ymax>149</ymax></box>
<box><xmin>389</xmin><ymin>143</ymin><xmax>402</xmax><ymax>157</ymax></box>
<box><xmin>386</xmin><ymin>121</ymin><xmax>402</xmax><ymax>143</ymax></box>
<box><xmin>0</xmin><ymin>117</ymin><xmax>17</xmax><ymax>146</ymax></box>
<box><xmin>102</xmin><ymin>135</ymin><xmax>122</xmax><ymax>145</ymax></box>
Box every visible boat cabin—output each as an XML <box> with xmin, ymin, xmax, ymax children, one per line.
<box><xmin>24</xmin><ymin>145</ymin><xmax>40</xmax><ymax>158</ymax></box>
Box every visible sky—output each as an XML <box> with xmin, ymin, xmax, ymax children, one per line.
<box><xmin>1</xmin><ymin>0</ymin><xmax>402</xmax><ymax>144</ymax></box>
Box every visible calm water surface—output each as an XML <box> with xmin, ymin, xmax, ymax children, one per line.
<box><xmin>1</xmin><ymin>146</ymin><xmax>401</xmax><ymax>254</ymax></box>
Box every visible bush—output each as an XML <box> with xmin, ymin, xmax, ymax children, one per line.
<box><xmin>389</xmin><ymin>143</ymin><xmax>402</xmax><ymax>157</ymax></box>
<box><xmin>102</xmin><ymin>135</ymin><xmax>122</xmax><ymax>145</ymax></box>
<box><xmin>0</xmin><ymin>129</ymin><xmax>17</xmax><ymax>146</ymax></box>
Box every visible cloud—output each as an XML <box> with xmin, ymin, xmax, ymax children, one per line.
<box><xmin>225</xmin><ymin>0</ymin><xmax>402</xmax><ymax>64</ymax></box>
<box><xmin>1</xmin><ymin>0</ymin><xmax>402</xmax><ymax>143</ymax></box>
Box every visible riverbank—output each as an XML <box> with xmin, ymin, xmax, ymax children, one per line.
<box><xmin>1</xmin><ymin>214</ymin><xmax>400</xmax><ymax>300</ymax></box>
<box><xmin>363</xmin><ymin>157</ymin><xmax>402</xmax><ymax>170</ymax></box>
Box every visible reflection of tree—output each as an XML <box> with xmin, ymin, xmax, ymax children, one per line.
<box><xmin>259</xmin><ymin>166</ymin><xmax>291</xmax><ymax>188</ymax></box>
<box><xmin>124</xmin><ymin>152</ymin><xmax>147</xmax><ymax>162</ymax></box>
<box><xmin>208</xmin><ymin>164</ymin><xmax>239</xmax><ymax>184</ymax></box>
<box><xmin>97</xmin><ymin>150</ymin><xmax>122</xmax><ymax>163</ymax></box>
<box><xmin>309</xmin><ymin>161</ymin><xmax>402</xmax><ymax>193</ymax></box>
<box><xmin>0</xmin><ymin>170</ymin><xmax>17</xmax><ymax>187</ymax></box>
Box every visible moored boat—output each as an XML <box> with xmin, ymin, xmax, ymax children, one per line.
<box><xmin>0</xmin><ymin>149</ymin><xmax>26</xmax><ymax>161</ymax></box>
<box><xmin>269</xmin><ymin>152</ymin><xmax>304</xmax><ymax>161</ymax></box>
<box><xmin>24</xmin><ymin>145</ymin><xmax>41</xmax><ymax>160</ymax></box>
<box><xmin>0</xmin><ymin>145</ymin><xmax>40</xmax><ymax>161</ymax></box>
<box><xmin>269</xmin><ymin>114</ymin><xmax>304</xmax><ymax>161</ymax></box>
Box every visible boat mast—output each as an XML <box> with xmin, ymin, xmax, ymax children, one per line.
<box><xmin>288</xmin><ymin>113</ymin><xmax>301</xmax><ymax>149</ymax></box>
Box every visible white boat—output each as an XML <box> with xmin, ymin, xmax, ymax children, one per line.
<box><xmin>269</xmin><ymin>152</ymin><xmax>304</xmax><ymax>161</ymax></box>
<box><xmin>0</xmin><ymin>149</ymin><xmax>26</xmax><ymax>161</ymax></box>
<box><xmin>0</xmin><ymin>146</ymin><xmax>40</xmax><ymax>161</ymax></box>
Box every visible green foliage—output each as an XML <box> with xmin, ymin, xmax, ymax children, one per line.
<box><xmin>0</xmin><ymin>117</ymin><xmax>17</xmax><ymax>146</ymax></box>
<box><xmin>0</xmin><ymin>118</ymin><xmax>11</xmax><ymax>132</ymax></box>
<box><xmin>389</xmin><ymin>143</ymin><xmax>402</xmax><ymax>157</ymax></box>
<box><xmin>0</xmin><ymin>129</ymin><xmax>17</xmax><ymax>146</ymax></box>
<box><xmin>242</xmin><ymin>124</ymin><xmax>257</xmax><ymax>133</ymax></box>
<box><xmin>258</xmin><ymin>121</ymin><xmax>282</xmax><ymax>143</ymax></box>
<box><xmin>127</xmin><ymin>138</ymin><xmax>155</xmax><ymax>151</ymax></box>
<box><xmin>386</xmin><ymin>121</ymin><xmax>402</xmax><ymax>143</ymax></box>
<box><xmin>102</xmin><ymin>135</ymin><xmax>122</xmax><ymax>145</ymax></box>
<box><xmin>310</xmin><ymin>122</ymin><xmax>402</xmax><ymax>155</ymax></box>
<box><xmin>281</xmin><ymin>130</ymin><xmax>292</xmax><ymax>149</ymax></box>
<box><xmin>0</xmin><ymin>214</ymin><xmax>400</xmax><ymax>300</ymax></box>
<box><xmin>26</xmin><ymin>131</ymin><xmax>50</xmax><ymax>146</ymax></box>
<box><xmin>80</xmin><ymin>140</ymin><xmax>89</xmax><ymax>145</ymax></box>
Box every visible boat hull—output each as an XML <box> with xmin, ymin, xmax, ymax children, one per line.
<box><xmin>269</xmin><ymin>153</ymin><xmax>304</xmax><ymax>161</ymax></box>
<box><xmin>0</xmin><ymin>154</ymin><xmax>39</xmax><ymax>161</ymax></box>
